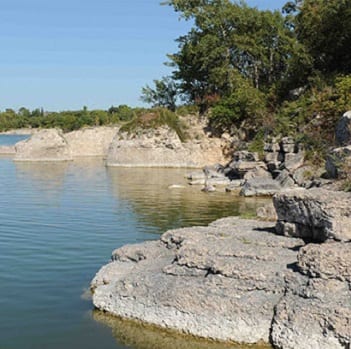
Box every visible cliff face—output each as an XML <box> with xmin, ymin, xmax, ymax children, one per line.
<box><xmin>65</xmin><ymin>126</ymin><xmax>119</xmax><ymax>157</ymax></box>
<box><xmin>106</xmin><ymin>126</ymin><xmax>226</xmax><ymax>168</ymax></box>
<box><xmin>12</xmin><ymin>122</ymin><xmax>227</xmax><ymax>167</ymax></box>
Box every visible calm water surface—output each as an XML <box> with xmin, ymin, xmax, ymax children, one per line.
<box><xmin>0</xmin><ymin>136</ymin><xmax>270</xmax><ymax>349</ymax></box>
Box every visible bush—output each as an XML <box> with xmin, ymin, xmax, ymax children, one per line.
<box><xmin>120</xmin><ymin>108</ymin><xmax>188</xmax><ymax>142</ymax></box>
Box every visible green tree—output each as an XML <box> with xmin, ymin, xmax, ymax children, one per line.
<box><xmin>140</xmin><ymin>76</ymin><xmax>178</xmax><ymax>111</ymax></box>
<box><xmin>293</xmin><ymin>0</ymin><xmax>351</xmax><ymax>74</ymax></box>
<box><xmin>166</xmin><ymin>0</ymin><xmax>308</xmax><ymax>111</ymax></box>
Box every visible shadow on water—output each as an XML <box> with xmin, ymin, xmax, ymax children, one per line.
<box><xmin>93</xmin><ymin>311</ymin><xmax>272</xmax><ymax>349</ymax></box>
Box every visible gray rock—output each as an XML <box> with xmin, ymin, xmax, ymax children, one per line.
<box><xmin>335</xmin><ymin>110</ymin><xmax>351</xmax><ymax>146</ymax></box>
<box><xmin>232</xmin><ymin>151</ymin><xmax>259</xmax><ymax>162</ymax></box>
<box><xmin>284</xmin><ymin>152</ymin><xmax>305</xmax><ymax>172</ymax></box>
<box><xmin>91</xmin><ymin>217</ymin><xmax>304</xmax><ymax>344</ymax></box>
<box><xmin>274</xmin><ymin>188</ymin><xmax>351</xmax><ymax>242</ymax></box>
<box><xmin>276</xmin><ymin>169</ymin><xmax>296</xmax><ymax>188</ymax></box>
<box><xmin>14</xmin><ymin>129</ymin><xmax>73</xmax><ymax>162</ymax></box>
<box><xmin>240</xmin><ymin>177</ymin><xmax>282</xmax><ymax>197</ymax></box>
<box><xmin>325</xmin><ymin>146</ymin><xmax>351</xmax><ymax>179</ymax></box>
<box><xmin>243</xmin><ymin>166</ymin><xmax>272</xmax><ymax>180</ymax></box>
<box><xmin>280</xmin><ymin>137</ymin><xmax>296</xmax><ymax>153</ymax></box>
<box><xmin>271</xmin><ymin>243</ymin><xmax>351</xmax><ymax>349</ymax></box>
<box><xmin>225</xmin><ymin>180</ymin><xmax>243</xmax><ymax>192</ymax></box>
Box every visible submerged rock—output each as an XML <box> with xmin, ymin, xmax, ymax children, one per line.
<box><xmin>91</xmin><ymin>217</ymin><xmax>304</xmax><ymax>344</ymax></box>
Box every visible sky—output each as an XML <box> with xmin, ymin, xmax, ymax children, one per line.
<box><xmin>0</xmin><ymin>0</ymin><xmax>287</xmax><ymax>111</ymax></box>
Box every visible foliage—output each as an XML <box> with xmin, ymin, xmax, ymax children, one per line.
<box><xmin>120</xmin><ymin>108</ymin><xmax>188</xmax><ymax>142</ymax></box>
<box><xmin>140</xmin><ymin>76</ymin><xmax>178</xmax><ymax>111</ymax></box>
<box><xmin>209</xmin><ymin>78</ymin><xmax>267</xmax><ymax>133</ymax></box>
<box><xmin>294</xmin><ymin>0</ymin><xmax>351</xmax><ymax>74</ymax></box>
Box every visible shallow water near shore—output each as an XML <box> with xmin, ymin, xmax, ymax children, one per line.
<box><xmin>0</xmin><ymin>136</ymin><xmax>270</xmax><ymax>348</ymax></box>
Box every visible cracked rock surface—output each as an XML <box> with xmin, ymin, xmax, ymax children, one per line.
<box><xmin>91</xmin><ymin>217</ymin><xmax>304</xmax><ymax>344</ymax></box>
<box><xmin>271</xmin><ymin>242</ymin><xmax>351</xmax><ymax>349</ymax></box>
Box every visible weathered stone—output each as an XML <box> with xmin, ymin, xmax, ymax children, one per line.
<box><xmin>106</xmin><ymin>126</ymin><xmax>226</xmax><ymax>168</ymax></box>
<box><xmin>335</xmin><ymin>110</ymin><xmax>351</xmax><ymax>146</ymax></box>
<box><xmin>325</xmin><ymin>146</ymin><xmax>351</xmax><ymax>179</ymax></box>
<box><xmin>91</xmin><ymin>217</ymin><xmax>304</xmax><ymax>344</ymax></box>
<box><xmin>232</xmin><ymin>151</ymin><xmax>259</xmax><ymax>162</ymax></box>
<box><xmin>264</xmin><ymin>141</ymin><xmax>280</xmax><ymax>153</ymax></box>
<box><xmin>271</xmin><ymin>243</ymin><xmax>351</xmax><ymax>349</ymax></box>
<box><xmin>292</xmin><ymin>165</ymin><xmax>315</xmax><ymax>186</ymax></box>
<box><xmin>243</xmin><ymin>166</ymin><xmax>272</xmax><ymax>181</ymax></box>
<box><xmin>65</xmin><ymin>126</ymin><xmax>118</xmax><ymax>157</ymax></box>
<box><xmin>280</xmin><ymin>137</ymin><xmax>296</xmax><ymax>153</ymax></box>
<box><xmin>227</xmin><ymin>161</ymin><xmax>267</xmax><ymax>179</ymax></box>
<box><xmin>275</xmin><ymin>169</ymin><xmax>296</xmax><ymax>188</ymax></box>
<box><xmin>284</xmin><ymin>152</ymin><xmax>305</xmax><ymax>172</ymax></box>
<box><xmin>0</xmin><ymin>145</ymin><xmax>16</xmax><ymax>154</ymax></box>
<box><xmin>264</xmin><ymin>151</ymin><xmax>280</xmax><ymax>163</ymax></box>
<box><xmin>14</xmin><ymin>129</ymin><xmax>73</xmax><ymax>162</ymax></box>
<box><xmin>240</xmin><ymin>177</ymin><xmax>282</xmax><ymax>197</ymax></box>
<box><xmin>225</xmin><ymin>180</ymin><xmax>243</xmax><ymax>192</ymax></box>
<box><xmin>274</xmin><ymin>188</ymin><xmax>351</xmax><ymax>242</ymax></box>
<box><xmin>298</xmin><ymin>242</ymin><xmax>351</xmax><ymax>282</ymax></box>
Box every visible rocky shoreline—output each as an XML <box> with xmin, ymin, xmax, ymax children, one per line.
<box><xmin>91</xmin><ymin>189</ymin><xmax>351</xmax><ymax>348</ymax></box>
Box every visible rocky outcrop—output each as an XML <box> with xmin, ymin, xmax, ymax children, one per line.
<box><xmin>335</xmin><ymin>110</ymin><xmax>351</xmax><ymax>146</ymax></box>
<box><xmin>271</xmin><ymin>242</ymin><xmax>351</xmax><ymax>349</ymax></box>
<box><xmin>91</xmin><ymin>217</ymin><xmax>304</xmax><ymax>344</ymax></box>
<box><xmin>273</xmin><ymin>188</ymin><xmax>351</xmax><ymax>242</ymax></box>
<box><xmin>14</xmin><ymin>129</ymin><xmax>73</xmax><ymax>161</ymax></box>
<box><xmin>106</xmin><ymin>126</ymin><xmax>226</xmax><ymax>168</ymax></box>
<box><xmin>0</xmin><ymin>145</ymin><xmax>16</xmax><ymax>154</ymax></box>
<box><xmin>91</xmin><ymin>186</ymin><xmax>351</xmax><ymax>348</ymax></box>
<box><xmin>326</xmin><ymin>145</ymin><xmax>351</xmax><ymax>179</ymax></box>
<box><xmin>65</xmin><ymin>126</ymin><xmax>118</xmax><ymax>157</ymax></box>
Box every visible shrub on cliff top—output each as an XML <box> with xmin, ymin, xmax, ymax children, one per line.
<box><xmin>119</xmin><ymin>108</ymin><xmax>188</xmax><ymax>142</ymax></box>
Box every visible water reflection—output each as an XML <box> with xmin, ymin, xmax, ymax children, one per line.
<box><xmin>107</xmin><ymin>167</ymin><xmax>269</xmax><ymax>231</ymax></box>
<box><xmin>93</xmin><ymin>311</ymin><xmax>272</xmax><ymax>349</ymax></box>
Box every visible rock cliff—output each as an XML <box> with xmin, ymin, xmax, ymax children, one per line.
<box><xmin>106</xmin><ymin>126</ymin><xmax>227</xmax><ymax>168</ymax></box>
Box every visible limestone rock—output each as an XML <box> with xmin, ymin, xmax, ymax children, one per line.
<box><xmin>240</xmin><ymin>177</ymin><xmax>282</xmax><ymax>197</ymax></box>
<box><xmin>335</xmin><ymin>110</ymin><xmax>351</xmax><ymax>146</ymax></box>
<box><xmin>106</xmin><ymin>126</ymin><xmax>226</xmax><ymax>168</ymax></box>
<box><xmin>0</xmin><ymin>145</ymin><xmax>16</xmax><ymax>154</ymax></box>
<box><xmin>91</xmin><ymin>217</ymin><xmax>304</xmax><ymax>344</ymax></box>
<box><xmin>271</xmin><ymin>242</ymin><xmax>351</xmax><ymax>349</ymax></box>
<box><xmin>14</xmin><ymin>129</ymin><xmax>73</xmax><ymax>162</ymax></box>
<box><xmin>284</xmin><ymin>152</ymin><xmax>305</xmax><ymax>172</ymax></box>
<box><xmin>65</xmin><ymin>126</ymin><xmax>118</xmax><ymax>157</ymax></box>
<box><xmin>325</xmin><ymin>146</ymin><xmax>351</xmax><ymax>179</ymax></box>
<box><xmin>274</xmin><ymin>188</ymin><xmax>351</xmax><ymax>242</ymax></box>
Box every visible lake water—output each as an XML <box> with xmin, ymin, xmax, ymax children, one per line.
<box><xmin>0</xmin><ymin>136</ymin><xmax>270</xmax><ymax>349</ymax></box>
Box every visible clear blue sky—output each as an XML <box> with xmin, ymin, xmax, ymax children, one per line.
<box><xmin>0</xmin><ymin>0</ymin><xmax>287</xmax><ymax>111</ymax></box>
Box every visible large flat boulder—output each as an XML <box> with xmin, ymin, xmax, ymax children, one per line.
<box><xmin>271</xmin><ymin>242</ymin><xmax>351</xmax><ymax>349</ymax></box>
<box><xmin>14</xmin><ymin>129</ymin><xmax>73</xmax><ymax>161</ymax></box>
<box><xmin>65</xmin><ymin>126</ymin><xmax>118</xmax><ymax>157</ymax></box>
<box><xmin>106</xmin><ymin>126</ymin><xmax>226</xmax><ymax>168</ymax></box>
<box><xmin>273</xmin><ymin>188</ymin><xmax>351</xmax><ymax>242</ymax></box>
<box><xmin>91</xmin><ymin>217</ymin><xmax>304</xmax><ymax>344</ymax></box>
